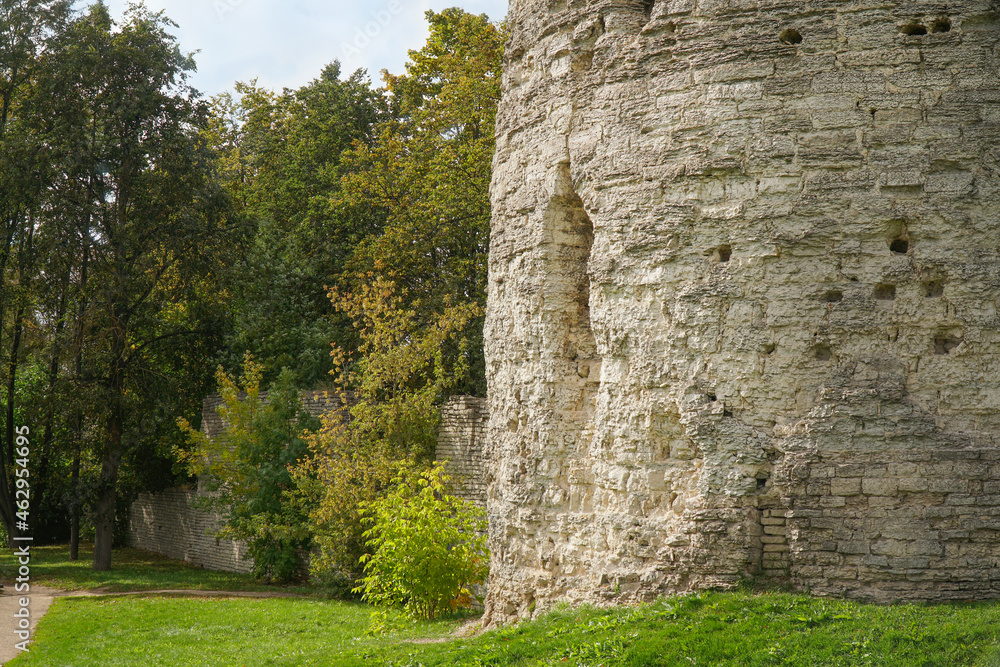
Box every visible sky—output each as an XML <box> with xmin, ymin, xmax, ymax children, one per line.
<box><xmin>73</xmin><ymin>0</ymin><xmax>509</xmax><ymax>97</ymax></box>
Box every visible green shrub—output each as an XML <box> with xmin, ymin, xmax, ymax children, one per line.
<box><xmin>355</xmin><ymin>463</ymin><xmax>488</xmax><ymax>619</ymax></box>
<box><xmin>177</xmin><ymin>355</ymin><xmax>319</xmax><ymax>582</ymax></box>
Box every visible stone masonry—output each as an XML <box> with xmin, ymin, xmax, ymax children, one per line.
<box><xmin>438</xmin><ymin>396</ymin><xmax>489</xmax><ymax>505</ymax></box>
<box><xmin>484</xmin><ymin>0</ymin><xmax>1000</xmax><ymax>626</ymax></box>
<box><xmin>128</xmin><ymin>486</ymin><xmax>254</xmax><ymax>574</ymax></box>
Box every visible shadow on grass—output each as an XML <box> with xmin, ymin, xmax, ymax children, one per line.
<box><xmin>0</xmin><ymin>543</ymin><xmax>317</xmax><ymax>594</ymax></box>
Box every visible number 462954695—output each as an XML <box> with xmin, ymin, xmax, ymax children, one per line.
<box><xmin>15</xmin><ymin>426</ymin><xmax>29</xmax><ymax>522</ymax></box>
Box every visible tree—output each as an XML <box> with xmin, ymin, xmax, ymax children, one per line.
<box><xmin>0</xmin><ymin>0</ymin><xmax>72</xmax><ymax>544</ymax></box>
<box><xmin>205</xmin><ymin>66</ymin><xmax>387</xmax><ymax>387</ymax></box>
<box><xmin>29</xmin><ymin>3</ymin><xmax>238</xmax><ymax>570</ymax></box>
<box><xmin>337</xmin><ymin>8</ymin><xmax>504</xmax><ymax>397</ymax></box>
<box><xmin>178</xmin><ymin>356</ymin><xmax>319</xmax><ymax>582</ymax></box>
<box><xmin>291</xmin><ymin>7</ymin><xmax>502</xmax><ymax>586</ymax></box>
<box><xmin>293</xmin><ymin>277</ymin><xmax>480</xmax><ymax>582</ymax></box>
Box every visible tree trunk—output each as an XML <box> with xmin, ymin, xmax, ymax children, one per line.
<box><xmin>92</xmin><ymin>449</ymin><xmax>120</xmax><ymax>571</ymax></box>
<box><xmin>70</xmin><ymin>243</ymin><xmax>89</xmax><ymax>562</ymax></box>
<box><xmin>5</xmin><ymin>303</ymin><xmax>25</xmax><ymax>469</ymax></box>
<box><xmin>69</xmin><ymin>449</ymin><xmax>80</xmax><ymax>561</ymax></box>
<box><xmin>93</xmin><ymin>321</ymin><xmax>126</xmax><ymax>572</ymax></box>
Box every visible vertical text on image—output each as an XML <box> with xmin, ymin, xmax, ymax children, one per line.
<box><xmin>12</xmin><ymin>425</ymin><xmax>32</xmax><ymax>653</ymax></box>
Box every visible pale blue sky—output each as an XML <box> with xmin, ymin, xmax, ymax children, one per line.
<box><xmin>76</xmin><ymin>1</ymin><xmax>509</xmax><ymax>97</ymax></box>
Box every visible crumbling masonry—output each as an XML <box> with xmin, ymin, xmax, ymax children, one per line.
<box><xmin>483</xmin><ymin>0</ymin><xmax>1000</xmax><ymax>625</ymax></box>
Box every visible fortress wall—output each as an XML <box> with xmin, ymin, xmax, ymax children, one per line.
<box><xmin>127</xmin><ymin>486</ymin><xmax>254</xmax><ymax>574</ymax></box>
<box><xmin>129</xmin><ymin>393</ymin><xmax>488</xmax><ymax>571</ymax></box>
<box><xmin>438</xmin><ymin>396</ymin><xmax>490</xmax><ymax>505</ymax></box>
<box><xmin>485</xmin><ymin>0</ymin><xmax>1000</xmax><ymax>625</ymax></box>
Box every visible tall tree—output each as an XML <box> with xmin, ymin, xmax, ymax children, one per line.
<box><xmin>205</xmin><ymin>65</ymin><xmax>387</xmax><ymax>387</ymax></box>
<box><xmin>0</xmin><ymin>0</ymin><xmax>72</xmax><ymax>544</ymax></box>
<box><xmin>293</xmin><ymin>8</ymin><xmax>503</xmax><ymax>581</ymax></box>
<box><xmin>30</xmin><ymin>3</ymin><xmax>238</xmax><ymax>570</ymax></box>
<box><xmin>337</xmin><ymin>8</ymin><xmax>504</xmax><ymax>397</ymax></box>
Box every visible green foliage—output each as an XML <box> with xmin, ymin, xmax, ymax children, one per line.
<box><xmin>177</xmin><ymin>355</ymin><xmax>319</xmax><ymax>582</ymax></box>
<box><xmin>355</xmin><ymin>463</ymin><xmax>488</xmax><ymax>620</ymax></box>
<box><xmin>289</xmin><ymin>8</ymin><xmax>501</xmax><ymax>590</ymax></box>
<box><xmin>293</xmin><ymin>278</ymin><xmax>480</xmax><ymax>585</ymax></box>
<box><xmin>205</xmin><ymin>65</ymin><xmax>387</xmax><ymax>387</ymax></box>
<box><xmin>336</xmin><ymin>9</ymin><xmax>504</xmax><ymax>397</ymax></box>
<box><xmin>4</xmin><ymin>2</ymin><xmax>241</xmax><ymax>567</ymax></box>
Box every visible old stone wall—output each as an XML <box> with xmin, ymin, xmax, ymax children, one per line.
<box><xmin>127</xmin><ymin>486</ymin><xmax>254</xmax><ymax>573</ymax></box>
<box><xmin>129</xmin><ymin>393</ymin><xmax>489</xmax><ymax>570</ymax></box>
<box><xmin>485</xmin><ymin>0</ymin><xmax>1000</xmax><ymax>625</ymax></box>
<box><xmin>438</xmin><ymin>396</ymin><xmax>489</xmax><ymax>505</ymax></box>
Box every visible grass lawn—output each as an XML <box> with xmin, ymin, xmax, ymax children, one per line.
<box><xmin>8</xmin><ymin>596</ymin><xmax>467</xmax><ymax>666</ymax></box>
<box><xmin>4</xmin><ymin>545</ymin><xmax>1000</xmax><ymax>665</ymax></box>
<box><xmin>8</xmin><ymin>588</ymin><xmax>1000</xmax><ymax>666</ymax></box>
<box><xmin>0</xmin><ymin>543</ymin><xmax>311</xmax><ymax>593</ymax></box>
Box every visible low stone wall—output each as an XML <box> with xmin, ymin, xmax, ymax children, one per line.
<box><xmin>129</xmin><ymin>393</ymin><xmax>489</xmax><ymax>572</ymax></box>
<box><xmin>127</xmin><ymin>486</ymin><xmax>253</xmax><ymax>573</ymax></box>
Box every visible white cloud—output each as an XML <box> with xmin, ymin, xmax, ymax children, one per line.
<box><xmin>74</xmin><ymin>0</ymin><xmax>509</xmax><ymax>96</ymax></box>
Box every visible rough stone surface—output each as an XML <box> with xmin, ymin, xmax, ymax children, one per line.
<box><xmin>484</xmin><ymin>0</ymin><xmax>1000</xmax><ymax>626</ymax></box>
<box><xmin>438</xmin><ymin>396</ymin><xmax>489</xmax><ymax>505</ymax></box>
<box><xmin>128</xmin><ymin>486</ymin><xmax>255</xmax><ymax>573</ymax></box>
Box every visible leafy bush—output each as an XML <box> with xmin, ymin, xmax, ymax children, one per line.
<box><xmin>355</xmin><ymin>463</ymin><xmax>488</xmax><ymax>619</ymax></box>
<box><xmin>291</xmin><ymin>277</ymin><xmax>480</xmax><ymax>585</ymax></box>
<box><xmin>177</xmin><ymin>355</ymin><xmax>319</xmax><ymax>582</ymax></box>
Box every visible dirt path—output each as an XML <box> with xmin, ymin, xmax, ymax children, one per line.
<box><xmin>0</xmin><ymin>586</ymin><xmax>58</xmax><ymax>665</ymax></box>
<box><xmin>0</xmin><ymin>587</ymin><xmax>309</xmax><ymax>664</ymax></box>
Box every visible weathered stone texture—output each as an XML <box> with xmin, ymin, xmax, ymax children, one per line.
<box><xmin>128</xmin><ymin>486</ymin><xmax>254</xmax><ymax>573</ymax></box>
<box><xmin>438</xmin><ymin>396</ymin><xmax>489</xmax><ymax>505</ymax></box>
<box><xmin>484</xmin><ymin>0</ymin><xmax>1000</xmax><ymax>625</ymax></box>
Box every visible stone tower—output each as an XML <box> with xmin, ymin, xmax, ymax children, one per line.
<box><xmin>484</xmin><ymin>0</ymin><xmax>1000</xmax><ymax>625</ymax></box>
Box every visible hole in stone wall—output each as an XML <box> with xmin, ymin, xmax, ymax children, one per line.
<box><xmin>873</xmin><ymin>284</ymin><xmax>897</xmax><ymax>300</ymax></box>
<box><xmin>889</xmin><ymin>238</ymin><xmax>910</xmax><ymax>254</ymax></box>
<box><xmin>934</xmin><ymin>336</ymin><xmax>961</xmax><ymax>355</ymax></box>
<box><xmin>901</xmin><ymin>23</ymin><xmax>928</xmax><ymax>35</ymax></box>
<box><xmin>764</xmin><ymin>343</ymin><xmax>776</xmax><ymax>355</ymax></box>
<box><xmin>931</xmin><ymin>18</ymin><xmax>951</xmax><ymax>32</ymax></box>
<box><xmin>723</xmin><ymin>406</ymin><xmax>734</xmax><ymax>418</ymax></box>
<box><xmin>778</xmin><ymin>28</ymin><xmax>802</xmax><ymax>45</ymax></box>
<box><xmin>756</xmin><ymin>476</ymin><xmax>769</xmax><ymax>491</ymax></box>
<box><xmin>706</xmin><ymin>393</ymin><xmax>717</xmax><ymax>403</ymax></box>
<box><xmin>924</xmin><ymin>280</ymin><xmax>945</xmax><ymax>297</ymax></box>
<box><xmin>716</xmin><ymin>245</ymin><xmax>732</xmax><ymax>263</ymax></box>
<box><xmin>815</xmin><ymin>345</ymin><xmax>833</xmax><ymax>361</ymax></box>
<box><xmin>822</xmin><ymin>290</ymin><xmax>844</xmax><ymax>303</ymax></box>
<box><xmin>640</xmin><ymin>0</ymin><xmax>654</xmax><ymax>19</ymax></box>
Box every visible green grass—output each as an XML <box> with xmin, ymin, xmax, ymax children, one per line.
<box><xmin>5</xmin><ymin>546</ymin><xmax>1000</xmax><ymax>665</ymax></box>
<box><xmin>10</xmin><ymin>589</ymin><xmax>1000</xmax><ymax>666</ymax></box>
<box><xmin>8</xmin><ymin>596</ymin><xmax>467</xmax><ymax>666</ymax></box>
<box><xmin>404</xmin><ymin>593</ymin><xmax>1000</xmax><ymax>667</ymax></box>
<box><xmin>0</xmin><ymin>543</ymin><xmax>311</xmax><ymax>593</ymax></box>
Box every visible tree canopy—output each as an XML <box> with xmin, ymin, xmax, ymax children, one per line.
<box><xmin>0</xmin><ymin>2</ymin><xmax>503</xmax><ymax>581</ymax></box>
